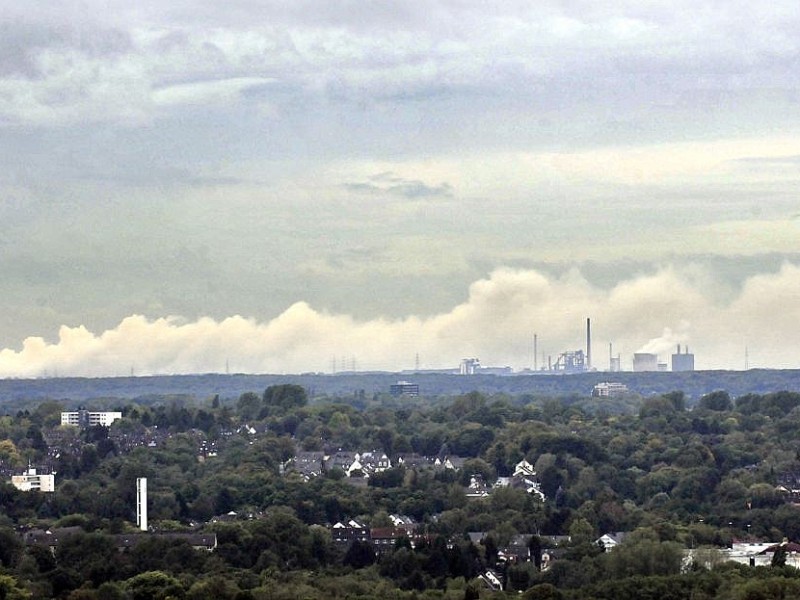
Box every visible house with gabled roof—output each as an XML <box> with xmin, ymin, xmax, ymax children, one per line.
<box><xmin>359</xmin><ymin>451</ymin><xmax>391</xmax><ymax>474</ymax></box>
<box><xmin>389</xmin><ymin>514</ymin><xmax>416</xmax><ymax>529</ymax></box>
<box><xmin>513</xmin><ymin>459</ymin><xmax>537</xmax><ymax>478</ymax></box>
<box><xmin>493</xmin><ymin>475</ymin><xmax>545</xmax><ymax>501</ymax></box>
<box><xmin>466</xmin><ymin>474</ymin><xmax>492</xmax><ymax>498</ymax></box>
<box><xmin>331</xmin><ymin>520</ymin><xmax>370</xmax><ymax>545</ymax></box>
<box><xmin>324</xmin><ymin>451</ymin><xmax>360</xmax><ymax>475</ymax></box>
<box><xmin>434</xmin><ymin>455</ymin><xmax>465</xmax><ymax>471</ymax></box>
<box><xmin>596</xmin><ymin>531</ymin><xmax>630</xmax><ymax>551</ymax></box>
<box><xmin>290</xmin><ymin>451</ymin><xmax>325</xmax><ymax>480</ymax></box>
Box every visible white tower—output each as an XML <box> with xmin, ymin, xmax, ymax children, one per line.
<box><xmin>136</xmin><ymin>477</ymin><xmax>148</xmax><ymax>531</ymax></box>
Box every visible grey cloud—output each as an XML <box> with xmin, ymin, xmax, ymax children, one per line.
<box><xmin>344</xmin><ymin>173</ymin><xmax>453</xmax><ymax>199</ymax></box>
<box><xmin>76</xmin><ymin>168</ymin><xmax>246</xmax><ymax>188</ymax></box>
<box><xmin>2</xmin><ymin>1</ymin><xmax>800</xmax><ymax>134</ymax></box>
<box><xmin>0</xmin><ymin>20</ymin><xmax>132</xmax><ymax>78</ymax></box>
<box><xmin>730</xmin><ymin>155</ymin><xmax>800</xmax><ymax>165</ymax></box>
<box><xmin>2</xmin><ymin>0</ymin><xmax>800</xmax><ymax>361</ymax></box>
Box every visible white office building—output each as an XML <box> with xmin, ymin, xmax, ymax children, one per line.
<box><xmin>61</xmin><ymin>410</ymin><xmax>122</xmax><ymax>427</ymax></box>
<box><xmin>11</xmin><ymin>468</ymin><xmax>55</xmax><ymax>492</ymax></box>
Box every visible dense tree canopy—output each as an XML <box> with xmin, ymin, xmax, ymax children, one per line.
<box><xmin>1</xmin><ymin>386</ymin><xmax>800</xmax><ymax>598</ymax></box>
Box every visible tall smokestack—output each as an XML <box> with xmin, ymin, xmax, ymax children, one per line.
<box><xmin>136</xmin><ymin>477</ymin><xmax>147</xmax><ymax>532</ymax></box>
<box><xmin>534</xmin><ymin>334</ymin><xmax>538</xmax><ymax>371</ymax></box>
<box><xmin>586</xmin><ymin>318</ymin><xmax>592</xmax><ymax>371</ymax></box>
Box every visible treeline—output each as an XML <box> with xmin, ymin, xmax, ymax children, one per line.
<box><xmin>2</xmin><ymin>386</ymin><xmax>800</xmax><ymax>597</ymax></box>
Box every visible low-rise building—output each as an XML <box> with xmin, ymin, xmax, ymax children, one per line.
<box><xmin>11</xmin><ymin>468</ymin><xmax>55</xmax><ymax>492</ymax></box>
<box><xmin>592</xmin><ymin>382</ymin><xmax>629</xmax><ymax>397</ymax></box>
<box><xmin>596</xmin><ymin>531</ymin><xmax>630</xmax><ymax>551</ymax></box>
<box><xmin>331</xmin><ymin>520</ymin><xmax>370</xmax><ymax>545</ymax></box>
<box><xmin>390</xmin><ymin>381</ymin><xmax>419</xmax><ymax>397</ymax></box>
<box><xmin>23</xmin><ymin>528</ymin><xmax>217</xmax><ymax>552</ymax></box>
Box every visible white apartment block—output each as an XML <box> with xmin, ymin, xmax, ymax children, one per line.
<box><xmin>61</xmin><ymin>410</ymin><xmax>122</xmax><ymax>427</ymax></box>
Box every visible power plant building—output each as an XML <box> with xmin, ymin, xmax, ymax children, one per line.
<box><xmin>460</xmin><ymin>358</ymin><xmax>481</xmax><ymax>375</ymax></box>
<box><xmin>633</xmin><ymin>353</ymin><xmax>659</xmax><ymax>372</ymax></box>
<box><xmin>553</xmin><ymin>350</ymin><xmax>587</xmax><ymax>373</ymax></box>
<box><xmin>672</xmin><ymin>345</ymin><xmax>695</xmax><ymax>372</ymax></box>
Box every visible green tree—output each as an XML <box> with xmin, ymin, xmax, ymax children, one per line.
<box><xmin>124</xmin><ymin>571</ymin><xmax>184</xmax><ymax>600</ymax></box>
<box><xmin>772</xmin><ymin>545</ymin><xmax>788</xmax><ymax>568</ymax></box>
<box><xmin>263</xmin><ymin>385</ymin><xmax>308</xmax><ymax>412</ymax></box>
<box><xmin>698</xmin><ymin>391</ymin><xmax>733</xmax><ymax>412</ymax></box>
<box><xmin>236</xmin><ymin>392</ymin><xmax>261</xmax><ymax>421</ymax></box>
<box><xmin>0</xmin><ymin>574</ymin><xmax>31</xmax><ymax>600</ymax></box>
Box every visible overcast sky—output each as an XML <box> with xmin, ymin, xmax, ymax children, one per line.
<box><xmin>1</xmin><ymin>1</ymin><xmax>800</xmax><ymax>377</ymax></box>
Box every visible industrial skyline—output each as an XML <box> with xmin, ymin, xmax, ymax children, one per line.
<box><xmin>1</xmin><ymin>2</ymin><xmax>799</xmax><ymax>377</ymax></box>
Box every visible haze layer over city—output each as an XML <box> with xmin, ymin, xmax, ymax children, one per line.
<box><xmin>1</xmin><ymin>1</ymin><xmax>799</xmax><ymax>377</ymax></box>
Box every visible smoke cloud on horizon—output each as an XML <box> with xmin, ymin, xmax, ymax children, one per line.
<box><xmin>1</xmin><ymin>263</ymin><xmax>798</xmax><ymax>378</ymax></box>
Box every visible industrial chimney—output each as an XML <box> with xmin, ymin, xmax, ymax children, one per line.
<box><xmin>586</xmin><ymin>318</ymin><xmax>592</xmax><ymax>371</ymax></box>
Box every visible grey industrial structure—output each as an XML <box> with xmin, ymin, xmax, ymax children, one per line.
<box><xmin>633</xmin><ymin>353</ymin><xmax>659</xmax><ymax>372</ymax></box>
<box><xmin>672</xmin><ymin>345</ymin><xmax>695</xmax><ymax>372</ymax></box>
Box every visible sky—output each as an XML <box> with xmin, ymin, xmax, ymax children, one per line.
<box><xmin>1</xmin><ymin>1</ymin><xmax>800</xmax><ymax>377</ymax></box>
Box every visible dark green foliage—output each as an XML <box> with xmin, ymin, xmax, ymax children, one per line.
<box><xmin>771</xmin><ymin>545</ymin><xmax>787</xmax><ymax>568</ymax></box>
<box><xmin>343</xmin><ymin>540</ymin><xmax>375</xmax><ymax>569</ymax></box>
<box><xmin>125</xmin><ymin>570</ymin><xmax>184</xmax><ymax>600</ymax></box>
<box><xmin>263</xmin><ymin>384</ymin><xmax>308</xmax><ymax>412</ymax></box>
<box><xmin>369</xmin><ymin>467</ymin><xmax>405</xmax><ymax>488</ymax></box>
<box><xmin>523</xmin><ymin>583</ymin><xmax>562</xmax><ymax>599</ymax></box>
<box><xmin>698</xmin><ymin>391</ymin><xmax>733</xmax><ymax>412</ymax></box>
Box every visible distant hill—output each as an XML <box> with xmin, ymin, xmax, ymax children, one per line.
<box><xmin>1</xmin><ymin>369</ymin><xmax>800</xmax><ymax>408</ymax></box>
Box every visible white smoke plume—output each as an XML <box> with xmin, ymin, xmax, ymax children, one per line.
<box><xmin>636</xmin><ymin>328</ymin><xmax>689</xmax><ymax>356</ymax></box>
<box><xmin>1</xmin><ymin>263</ymin><xmax>800</xmax><ymax>377</ymax></box>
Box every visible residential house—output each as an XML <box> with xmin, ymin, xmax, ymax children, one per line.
<box><xmin>493</xmin><ymin>475</ymin><xmax>546</xmax><ymax>501</ymax></box>
<box><xmin>290</xmin><ymin>451</ymin><xmax>325</xmax><ymax>480</ymax></box>
<box><xmin>324</xmin><ymin>451</ymin><xmax>361</xmax><ymax>476</ymax></box>
<box><xmin>501</xmin><ymin>534</ymin><xmax>535</xmax><ymax>563</ymax></box>
<box><xmin>331</xmin><ymin>520</ymin><xmax>370</xmax><ymax>546</ymax></box>
<box><xmin>389</xmin><ymin>514</ymin><xmax>416</xmax><ymax>530</ymax></box>
<box><xmin>370</xmin><ymin>527</ymin><xmax>409</xmax><ymax>553</ymax></box>
<box><xmin>23</xmin><ymin>528</ymin><xmax>217</xmax><ymax>553</ymax></box>
<box><xmin>359</xmin><ymin>451</ymin><xmax>391</xmax><ymax>474</ymax></box>
<box><xmin>434</xmin><ymin>455</ymin><xmax>465</xmax><ymax>471</ymax></box>
<box><xmin>513</xmin><ymin>459</ymin><xmax>537</xmax><ymax>478</ymax></box>
<box><xmin>466</xmin><ymin>474</ymin><xmax>492</xmax><ymax>498</ymax></box>
<box><xmin>477</xmin><ymin>569</ymin><xmax>504</xmax><ymax>591</ymax></box>
<box><xmin>596</xmin><ymin>531</ymin><xmax>630</xmax><ymax>551</ymax></box>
